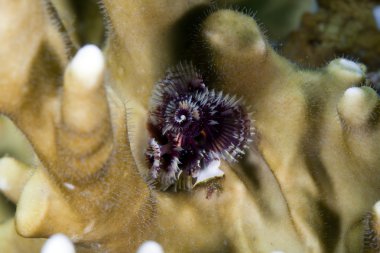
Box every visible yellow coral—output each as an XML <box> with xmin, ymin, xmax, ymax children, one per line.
<box><xmin>1</xmin><ymin>1</ymin><xmax>380</xmax><ymax>253</ymax></box>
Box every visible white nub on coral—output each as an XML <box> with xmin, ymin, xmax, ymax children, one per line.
<box><xmin>41</xmin><ymin>234</ymin><xmax>76</xmax><ymax>253</ymax></box>
<box><xmin>136</xmin><ymin>241</ymin><xmax>164</xmax><ymax>253</ymax></box>
<box><xmin>372</xmin><ymin>201</ymin><xmax>380</xmax><ymax>233</ymax></box>
<box><xmin>343</xmin><ymin>87</ymin><xmax>366</xmax><ymax>106</ymax></box>
<box><xmin>339</xmin><ymin>87</ymin><xmax>367</xmax><ymax>125</ymax></box>
<box><xmin>68</xmin><ymin>44</ymin><xmax>105</xmax><ymax>89</ymax></box>
<box><xmin>373</xmin><ymin>201</ymin><xmax>380</xmax><ymax>218</ymax></box>
<box><xmin>338</xmin><ymin>59</ymin><xmax>363</xmax><ymax>75</ymax></box>
<box><xmin>338</xmin><ymin>87</ymin><xmax>379</xmax><ymax>127</ymax></box>
<box><xmin>0</xmin><ymin>178</ymin><xmax>8</xmax><ymax>191</ymax></box>
<box><xmin>63</xmin><ymin>182</ymin><xmax>75</xmax><ymax>190</ymax></box>
<box><xmin>62</xmin><ymin>44</ymin><xmax>109</xmax><ymax>133</ymax></box>
<box><xmin>328</xmin><ymin>59</ymin><xmax>364</xmax><ymax>85</ymax></box>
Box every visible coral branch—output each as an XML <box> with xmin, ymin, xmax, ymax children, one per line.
<box><xmin>0</xmin><ymin>219</ymin><xmax>44</xmax><ymax>253</ymax></box>
<box><xmin>0</xmin><ymin>0</ymin><xmax>66</xmax><ymax>112</ymax></box>
<box><xmin>101</xmin><ymin>0</ymin><xmax>206</xmax><ymax>101</ymax></box>
<box><xmin>59</xmin><ymin>45</ymin><xmax>113</xmax><ymax>180</ymax></box>
<box><xmin>201</xmin><ymin>9</ymin><xmax>379</xmax><ymax>252</ymax></box>
<box><xmin>0</xmin><ymin>2</ymin><xmax>152</xmax><ymax>250</ymax></box>
<box><xmin>62</xmin><ymin>44</ymin><xmax>107</xmax><ymax>133</ymax></box>
<box><xmin>0</xmin><ymin>0</ymin><xmax>67</xmax><ymax>165</ymax></box>
<box><xmin>326</xmin><ymin>59</ymin><xmax>366</xmax><ymax>86</ymax></box>
<box><xmin>0</xmin><ymin>157</ymin><xmax>32</xmax><ymax>203</ymax></box>
<box><xmin>15</xmin><ymin>168</ymin><xmax>84</xmax><ymax>238</ymax></box>
<box><xmin>337</xmin><ymin>87</ymin><xmax>378</xmax><ymax>128</ymax></box>
<box><xmin>201</xmin><ymin>9</ymin><xmax>295</xmax><ymax>107</ymax></box>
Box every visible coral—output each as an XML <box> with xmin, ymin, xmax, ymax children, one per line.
<box><xmin>283</xmin><ymin>0</ymin><xmax>380</xmax><ymax>70</ymax></box>
<box><xmin>1</xmin><ymin>1</ymin><xmax>380</xmax><ymax>253</ymax></box>
<box><xmin>0</xmin><ymin>157</ymin><xmax>45</xmax><ymax>253</ymax></box>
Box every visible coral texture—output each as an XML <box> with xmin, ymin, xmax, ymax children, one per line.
<box><xmin>283</xmin><ymin>0</ymin><xmax>380</xmax><ymax>70</ymax></box>
<box><xmin>1</xmin><ymin>0</ymin><xmax>380</xmax><ymax>253</ymax></box>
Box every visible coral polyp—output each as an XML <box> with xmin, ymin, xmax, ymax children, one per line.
<box><xmin>146</xmin><ymin>63</ymin><xmax>252</xmax><ymax>189</ymax></box>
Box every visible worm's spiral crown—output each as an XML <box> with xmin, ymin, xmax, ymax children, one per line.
<box><xmin>146</xmin><ymin>63</ymin><xmax>252</xmax><ymax>190</ymax></box>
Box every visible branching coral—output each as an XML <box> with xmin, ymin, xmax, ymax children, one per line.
<box><xmin>1</xmin><ymin>0</ymin><xmax>380</xmax><ymax>253</ymax></box>
<box><xmin>283</xmin><ymin>0</ymin><xmax>380</xmax><ymax>70</ymax></box>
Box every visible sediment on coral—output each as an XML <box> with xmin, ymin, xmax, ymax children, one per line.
<box><xmin>1</xmin><ymin>0</ymin><xmax>380</xmax><ymax>253</ymax></box>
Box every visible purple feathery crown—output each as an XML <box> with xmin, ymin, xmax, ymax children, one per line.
<box><xmin>146</xmin><ymin>63</ymin><xmax>252</xmax><ymax>190</ymax></box>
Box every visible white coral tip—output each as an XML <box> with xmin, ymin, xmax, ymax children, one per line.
<box><xmin>343</xmin><ymin>87</ymin><xmax>365</xmax><ymax>103</ymax></box>
<box><xmin>136</xmin><ymin>241</ymin><xmax>164</xmax><ymax>253</ymax></box>
<box><xmin>373</xmin><ymin>201</ymin><xmax>380</xmax><ymax>217</ymax></box>
<box><xmin>337</xmin><ymin>59</ymin><xmax>363</xmax><ymax>75</ymax></box>
<box><xmin>69</xmin><ymin>44</ymin><xmax>105</xmax><ymax>89</ymax></box>
<box><xmin>41</xmin><ymin>234</ymin><xmax>75</xmax><ymax>253</ymax></box>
